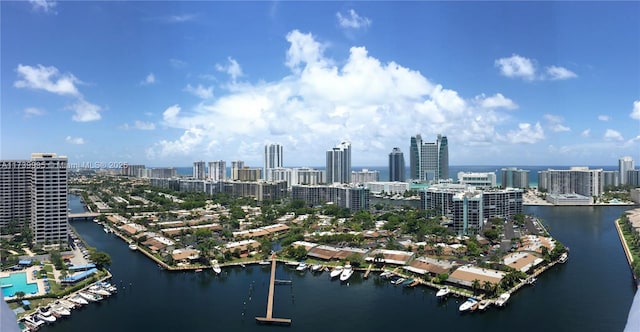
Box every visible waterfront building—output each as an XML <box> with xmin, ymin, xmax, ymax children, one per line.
<box><xmin>220</xmin><ymin>181</ymin><xmax>287</xmax><ymax>202</ymax></box>
<box><xmin>236</xmin><ymin>167</ymin><xmax>262</xmax><ymax>182</ymax></box>
<box><xmin>538</xmin><ymin>167</ymin><xmax>604</xmax><ymax>197</ymax></box>
<box><xmin>295</xmin><ymin>167</ymin><xmax>325</xmax><ymax>186</ymax></box>
<box><xmin>0</xmin><ymin>153</ymin><xmax>68</xmax><ymax>246</ymax></box>
<box><xmin>628</xmin><ymin>170</ymin><xmax>640</xmax><ymax>187</ymax></box>
<box><xmin>231</xmin><ymin>160</ymin><xmax>244</xmax><ymax>180</ymax></box>
<box><xmin>388</xmin><ymin>147</ymin><xmax>405</xmax><ymax>182</ymax></box>
<box><xmin>193</xmin><ymin>161</ymin><xmax>206</xmax><ymax>180</ymax></box>
<box><xmin>457</xmin><ymin>172</ymin><xmax>496</xmax><ymax>188</ymax></box>
<box><xmin>421</xmin><ymin>184</ymin><xmax>522</xmax><ymax>235</ymax></box>
<box><xmin>121</xmin><ymin>164</ymin><xmax>145</xmax><ymax>177</ymax></box>
<box><xmin>208</xmin><ymin>160</ymin><xmax>226</xmax><ymax>181</ymax></box>
<box><xmin>602</xmin><ymin>170</ymin><xmax>620</xmax><ymax>189</ymax></box>
<box><xmin>365</xmin><ymin>182</ymin><xmax>410</xmax><ymax>195</ymax></box>
<box><xmin>546</xmin><ymin>193</ymin><xmax>592</xmax><ymax>205</ymax></box>
<box><xmin>179</xmin><ymin>179</ymin><xmax>206</xmax><ymax>192</ymax></box>
<box><xmin>409</xmin><ymin>134</ymin><xmax>448</xmax><ymax>182</ymax></box>
<box><xmin>631</xmin><ymin>188</ymin><xmax>640</xmax><ymax>204</ymax></box>
<box><xmin>264</xmin><ymin>143</ymin><xmax>284</xmax><ymax>181</ymax></box>
<box><xmin>500</xmin><ymin>167</ymin><xmax>530</xmax><ymax>189</ymax></box>
<box><xmin>620</xmin><ymin>156</ymin><xmax>635</xmax><ymax>186</ymax></box>
<box><xmin>351</xmin><ymin>168</ymin><xmax>379</xmax><ymax>184</ymax></box>
<box><xmin>326</xmin><ymin>142</ymin><xmax>351</xmax><ymax>184</ymax></box>
<box><xmin>143</xmin><ymin>167</ymin><xmax>177</xmax><ymax>179</ymax></box>
<box><xmin>291</xmin><ymin>184</ymin><xmax>369</xmax><ymax>212</ymax></box>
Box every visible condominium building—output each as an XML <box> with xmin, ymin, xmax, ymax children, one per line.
<box><xmin>121</xmin><ymin>164</ymin><xmax>145</xmax><ymax>177</ymax></box>
<box><xmin>326</xmin><ymin>142</ymin><xmax>351</xmax><ymax>184</ymax></box>
<box><xmin>388</xmin><ymin>147</ymin><xmax>405</xmax><ymax>182</ymax></box>
<box><xmin>208</xmin><ymin>160</ymin><xmax>226</xmax><ymax>181</ymax></box>
<box><xmin>619</xmin><ymin>156</ymin><xmax>635</xmax><ymax>186</ymax></box>
<box><xmin>602</xmin><ymin>171</ymin><xmax>620</xmax><ymax>189</ymax></box>
<box><xmin>538</xmin><ymin>167</ymin><xmax>604</xmax><ymax>197</ymax></box>
<box><xmin>236</xmin><ymin>167</ymin><xmax>262</xmax><ymax>182</ymax></box>
<box><xmin>457</xmin><ymin>172</ymin><xmax>497</xmax><ymax>188</ymax></box>
<box><xmin>500</xmin><ymin>167</ymin><xmax>530</xmax><ymax>189</ymax></box>
<box><xmin>264</xmin><ymin>144</ymin><xmax>284</xmax><ymax>181</ymax></box>
<box><xmin>143</xmin><ymin>167</ymin><xmax>177</xmax><ymax>179</ymax></box>
<box><xmin>409</xmin><ymin>134</ymin><xmax>448</xmax><ymax>182</ymax></box>
<box><xmin>193</xmin><ymin>160</ymin><xmax>206</xmax><ymax>180</ymax></box>
<box><xmin>352</xmin><ymin>169</ymin><xmax>380</xmax><ymax>184</ymax></box>
<box><xmin>231</xmin><ymin>161</ymin><xmax>244</xmax><ymax>180</ymax></box>
<box><xmin>365</xmin><ymin>182</ymin><xmax>410</xmax><ymax>195</ymax></box>
<box><xmin>291</xmin><ymin>184</ymin><xmax>369</xmax><ymax>212</ymax></box>
<box><xmin>0</xmin><ymin>153</ymin><xmax>68</xmax><ymax>246</ymax></box>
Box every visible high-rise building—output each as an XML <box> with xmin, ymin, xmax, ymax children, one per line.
<box><xmin>409</xmin><ymin>134</ymin><xmax>448</xmax><ymax>182</ymax></box>
<box><xmin>620</xmin><ymin>156</ymin><xmax>635</xmax><ymax>186</ymax></box>
<box><xmin>538</xmin><ymin>167</ymin><xmax>604</xmax><ymax>197</ymax></box>
<box><xmin>121</xmin><ymin>164</ymin><xmax>145</xmax><ymax>177</ymax></box>
<box><xmin>325</xmin><ymin>142</ymin><xmax>351</xmax><ymax>184</ymax></box>
<box><xmin>264</xmin><ymin>144</ymin><xmax>284</xmax><ymax>181</ymax></box>
<box><xmin>458</xmin><ymin>172</ymin><xmax>497</xmax><ymax>188</ymax></box>
<box><xmin>388</xmin><ymin>147</ymin><xmax>405</xmax><ymax>182</ymax></box>
<box><xmin>500</xmin><ymin>168</ymin><xmax>530</xmax><ymax>189</ymax></box>
<box><xmin>351</xmin><ymin>169</ymin><xmax>380</xmax><ymax>184</ymax></box>
<box><xmin>231</xmin><ymin>161</ymin><xmax>244</xmax><ymax>180</ymax></box>
<box><xmin>0</xmin><ymin>153</ymin><xmax>68</xmax><ymax>246</ymax></box>
<box><xmin>208</xmin><ymin>160</ymin><xmax>226</xmax><ymax>181</ymax></box>
<box><xmin>193</xmin><ymin>161</ymin><xmax>206</xmax><ymax>180</ymax></box>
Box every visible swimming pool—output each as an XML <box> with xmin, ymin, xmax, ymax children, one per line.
<box><xmin>0</xmin><ymin>272</ymin><xmax>39</xmax><ymax>297</ymax></box>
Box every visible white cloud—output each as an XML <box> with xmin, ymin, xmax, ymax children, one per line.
<box><xmin>475</xmin><ymin>93</ymin><xmax>518</xmax><ymax>110</ymax></box>
<box><xmin>161</xmin><ymin>14</ymin><xmax>196</xmax><ymax>23</ymax></box>
<box><xmin>336</xmin><ymin>9</ymin><xmax>372</xmax><ymax>29</ymax></box>
<box><xmin>505</xmin><ymin>122</ymin><xmax>545</xmax><ymax>144</ymax></box>
<box><xmin>24</xmin><ymin>107</ymin><xmax>45</xmax><ymax>117</ymax></box>
<box><xmin>581</xmin><ymin>129</ymin><xmax>591</xmax><ymax>137</ymax></box>
<box><xmin>631</xmin><ymin>100</ymin><xmax>640</xmax><ymax>120</ymax></box>
<box><xmin>29</xmin><ymin>0</ymin><xmax>57</xmax><ymax>14</ymax></box>
<box><xmin>543</xmin><ymin>114</ymin><xmax>570</xmax><ymax>132</ymax></box>
<box><xmin>147</xmin><ymin>127</ymin><xmax>204</xmax><ymax>158</ymax></box>
<box><xmin>140</xmin><ymin>73</ymin><xmax>156</xmax><ymax>85</ymax></box>
<box><xmin>65</xmin><ymin>136</ymin><xmax>85</xmax><ymax>145</ymax></box>
<box><xmin>545</xmin><ymin>65</ymin><xmax>577</xmax><ymax>80</ymax></box>
<box><xmin>67</xmin><ymin>99</ymin><xmax>102</xmax><ymax>122</ymax></box>
<box><xmin>170</xmin><ymin>58</ymin><xmax>187</xmax><ymax>68</ymax></box>
<box><xmin>285</xmin><ymin>30</ymin><xmax>328</xmax><ymax>72</ymax></box>
<box><xmin>134</xmin><ymin>121</ymin><xmax>155</xmax><ymax>130</ymax></box>
<box><xmin>184</xmin><ymin>84</ymin><xmax>214</xmax><ymax>99</ymax></box>
<box><xmin>598</xmin><ymin>115</ymin><xmax>610</xmax><ymax>121</ymax></box>
<box><xmin>550</xmin><ymin>124</ymin><xmax>571</xmax><ymax>132</ymax></box>
<box><xmin>215</xmin><ymin>57</ymin><xmax>243</xmax><ymax>82</ymax></box>
<box><xmin>604</xmin><ymin>129</ymin><xmax>624</xmax><ymax>141</ymax></box>
<box><xmin>495</xmin><ymin>54</ymin><xmax>536</xmax><ymax>81</ymax></box>
<box><xmin>14</xmin><ymin>64</ymin><xmax>80</xmax><ymax>96</ymax></box>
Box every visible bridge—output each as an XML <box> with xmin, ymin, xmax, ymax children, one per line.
<box><xmin>68</xmin><ymin>212</ymin><xmax>100</xmax><ymax>221</ymax></box>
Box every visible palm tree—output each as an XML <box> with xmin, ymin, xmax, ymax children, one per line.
<box><xmin>483</xmin><ymin>281</ymin><xmax>495</xmax><ymax>297</ymax></box>
<box><xmin>471</xmin><ymin>279</ymin><xmax>481</xmax><ymax>295</ymax></box>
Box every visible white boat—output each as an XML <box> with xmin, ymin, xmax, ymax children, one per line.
<box><xmin>89</xmin><ymin>285</ymin><xmax>111</xmax><ymax>296</ymax></box>
<box><xmin>24</xmin><ymin>315</ymin><xmax>45</xmax><ymax>328</ymax></box>
<box><xmin>459</xmin><ymin>298</ymin><xmax>479</xmax><ymax>312</ymax></box>
<box><xmin>478</xmin><ymin>299</ymin><xmax>491</xmax><ymax>311</ymax></box>
<box><xmin>330</xmin><ymin>266</ymin><xmax>343</xmax><ymax>278</ymax></box>
<box><xmin>212</xmin><ymin>260</ymin><xmax>221</xmax><ymax>274</ymax></box>
<box><xmin>258</xmin><ymin>260</ymin><xmax>271</xmax><ymax>265</ymax></box>
<box><xmin>392</xmin><ymin>277</ymin><xmax>405</xmax><ymax>285</ymax></box>
<box><xmin>79</xmin><ymin>291</ymin><xmax>102</xmax><ymax>302</ymax></box>
<box><xmin>379</xmin><ymin>271</ymin><xmax>392</xmax><ymax>278</ymax></box>
<box><xmin>129</xmin><ymin>244</ymin><xmax>138</xmax><ymax>250</ymax></box>
<box><xmin>51</xmin><ymin>305</ymin><xmax>71</xmax><ymax>317</ymax></box>
<box><xmin>495</xmin><ymin>293</ymin><xmax>511</xmax><ymax>307</ymax></box>
<box><xmin>310</xmin><ymin>264</ymin><xmax>323</xmax><ymax>272</ymax></box>
<box><xmin>526</xmin><ymin>276</ymin><xmax>537</xmax><ymax>285</ymax></box>
<box><xmin>559</xmin><ymin>252</ymin><xmax>568</xmax><ymax>263</ymax></box>
<box><xmin>69</xmin><ymin>295</ymin><xmax>88</xmax><ymax>306</ymax></box>
<box><xmin>296</xmin><ymin>262</ymin><xmax>308</xmax><ymax>271</ymax></box>
<box><xmin>36</xmin><ymin>307</ymin><xmax>57</xmax><ymax>323</ymax></box>
<box><xmin>340</xmin><ymin>264</ymin><xmax>354</xmax><ymax>281</ymax></box>
<box><xmin>55</xmin><ymin>299</ymin><xmax>76</xmax><ymax>310</ymax></box>
<box><xmin>436</xmin><ymin>286</ymin><xmax>451</xmax><ymax>298</ymax></box>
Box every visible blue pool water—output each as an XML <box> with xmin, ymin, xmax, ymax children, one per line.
<box><xmin>0</xmin><ymin>272</ymin><xmax>38</xmax><ymax>297</ymax></box>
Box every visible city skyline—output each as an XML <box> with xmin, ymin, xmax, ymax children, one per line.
<box><xmin>2</xmin><ymin>2</ymin><xmax>639</xmax><ymax>167</ymax></box>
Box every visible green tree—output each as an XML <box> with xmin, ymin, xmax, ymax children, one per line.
<box><xmin>50</xmin><ymin>250</ymin><xmax>64</xmax><ymax>270</ymax></box>
<box><xmin>89</xmin><ymin>251</ymin><xmax>112</xmax><ymax>269</ymax></box>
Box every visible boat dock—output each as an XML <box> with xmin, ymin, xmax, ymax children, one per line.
<box><xmin>255</xmin><ymin>254</ymin><xmax>292</xmax><ymax>326</ymax></box>
<box><xmin>363</xmin><ymin>264</ymin><xmax>373</xmax><ymax>279</ymax></box>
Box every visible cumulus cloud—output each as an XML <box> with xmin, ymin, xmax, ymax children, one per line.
<box><xmin>604</xmin><ymin>129</ymin><xmax>623</xmax><ymax>141</ymax></box>
<box><xmin>67</xmin><ymin>99</ymin><xmax>102</xmax><ymax>122</ymax></box>
<box><xmin>336</xmin><ymin>9</ymin><xmax>372</xmax><ymax>29</ymax></box>
<box><xmin>184</xmin><ymin>84</ymin><xmax>214</xmax><ymax>99</ymax></box>
<box><xmin>134</xmin><ymin>121</ymin><xmax>155</xmax><ymax>130</ymax></box>
<box><xmin>505</xmin><ymin>122</ymin><xmax>545</xmax><ymax>144</ymax></box>
<box><xmin>14</xmin><ymin>64</ymin><xmax>80</xmax><ymax>96</ymax></box>
<box><xmin>65</xmin><ymin>136</ymin><xmax>85</xmax><ymax>145</ymax></box>
<box><xmin>581</xmin><ymin>129</ymin><xmax>591</xmax><ymax>137</ymax></box>
<box><xmin>216</xmin><ymin>57</ymin><xmax>243</xmax><ymax>82</ymax></box>
<box><xmin>140</xmin><ymin>73</ymin><xmax>156</xmax><ymax>85</ymax></box>
<box><xmin>495</xmin><ymin>54</ymin><xmax>577</xmax><ymax>81</ymax></box>
<box><xmin>170</xmin><ymin>58</ymin><xmax>187</xmax><ymax>68</ymax></box>
<box><xmin>29</xmin><ymin>0</ymin><xmax>57</xmax><ymax>14</ymax></box>
<box><xmin>149</xmin><ymin>30</ymin><xmax>529</xmax><ymax>162</ymax></box>
<box><xmin>631</xmin><ymin>100</ymin><xmax>640</xmax><ymax>120</ymax></box>
<box><xmin>543</xmin><ymin>114</ymin><xmax>570</xmax><ymax>132</ymax></box>
<box><xmin>24</xmin><ymin>107</ymin><xmax>46</xmax><ymax>118</ymax></box>
<box><xmin>598</xmin><ymin>115</ymin><xmax>610</xmax><ymax>121</ymax></box>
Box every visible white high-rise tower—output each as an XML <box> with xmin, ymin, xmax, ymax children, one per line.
<box><xmin>264</xmin><ymin>144</ymin><xmax>284</xmax><ymax>181</ymax></box>
<box><xmin>326</xmin><ymin>142</ymin><xmax>351</xmax><ymax>184</ymax></box>
<box><xmin>620</xmin><ymin>156</ymin><xmax>635</xmax><ymax>186</ymax></box>
<box><xmin>208</xmin><ymin>160</ymin><xmax>226</xmax><ymax>181</ymax></box>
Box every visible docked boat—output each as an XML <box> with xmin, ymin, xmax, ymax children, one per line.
<box><xmin>286</xmin><ymin>261</ymin><xmax>300</xmax><ymax>267</ymax></box>
<box><xmin>310</xmin><ymin>264</ymin><xmax>323</xmax><ymax>272</ymax></box>
<box><xmin>478</xmin><ymin>299</ymin><xmax>491</xmax><ymax>311</ymax></box>
<box><xmin>79</xmin><ymin>291</ymin><xmax>102</xmax><ymax>302</ymax></box>
<box><xmin>24</xmin><ymin>315</ymin><xmax>45</xmax><ymax>329</ymax></box>
<box><xmin>436</xmin><ymin>286</ymin><xmax>450</xmax><ymax>298</ymax></box>
<box><xmin>258</xmin><ymin>260</ymin><xmax>271</xmax><ymax>265</ymax></box>
<box><xmin>36</xmin><ymin>307</ymin><xmax>57</xmax><ymax>323</ymax></box>
<box><xmin>55</xmin><ymin>299</ymin><xmax>76</xmax><ymax>310</ymax></box>
<box><xmin>526</xmin><ymin>276</ymin><xmax>537</xmax><ymax>285</ymax></box>
<box><xmin>405</xmin><ymin>279</ymin><xmax>420</xmax><ymax>287</ymax></box>
<box><xmin>391</xmin><ymin>277</ymin><xmax>405</xmax><ymax>285</ymax></box>
<box><xmin>128</xmin><ymin>243</ymin><xmax>138</xmax><ymax>250</ymax></box>
<box><xmin>69</xmin><ymin>295</ymin><xmax>88</xmax><ymax>306</ymax></box>
<box><xmin>89</xmin><ymin>285</ymin><xmax>111</xmax><ymax>297</ymax></box>
<box><xmin>559</xmin><ymin>252</ymin><xmax>568</xmax><ymax>263</ymax></box>
<box><xmin>495</xmin><ymin>293</ymin><xmax>511</xmax><ymax>307</ymax></box>
<box><xmin>379</xmin><ymin>271</ymin><xmax>393</xmax><ymax>278</ymax></box>
<box><xmin>51</xmin><ymin>305</ymin><xmax>71</xmax><ymax>317</ymax></box>
<box><xmin>211</xmin><ymin>260</ymin><xmax>222</xmax><ymax>274</ymax></box>
<box><xmin>459</xmin><ymin>298</ymin><xmax>479</xmax><ymax>312</ymax></box>
<box><xmin>330</xmin><ymin>266</ymin><xmax>343</xmax><ymax>278</ymax></box>
<box><xmin>340</xmin><ymin>264</ymin><xmax>354</xmax><ymax>282</ymax></box>
<box><xmin>295</xmin><ymin>262</ymin><xmax>308</xmax><ymax>271</ymax></box>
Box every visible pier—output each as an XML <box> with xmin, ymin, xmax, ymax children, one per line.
<box><xmin>255</xmin><ymin>254</ymin><xmax>292</xmax><ymax>326</ymax></box>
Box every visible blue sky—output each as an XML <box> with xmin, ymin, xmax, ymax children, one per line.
<box><xmin>2</xmin><ymin>1</ymin><xmax>639</xmax><ymax>167</ymax></box>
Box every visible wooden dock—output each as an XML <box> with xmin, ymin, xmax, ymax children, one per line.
<box><xmin>363</xmin><ymin>263</ymin><xmax>373</xmax><ymax>279</ymax></box>
<box><xmin>255</xmin><ymin>254</ymin><xmax>292</xmax><ymax>326</ymax></box>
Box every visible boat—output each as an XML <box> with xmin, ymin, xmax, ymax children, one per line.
<box><xmin>286</xmin><ymin>261</ymin><xmax>300</xmax><ymax>267</ymax></box>
<box><xmin>55</xmin><ymin>299</ymin><xmax>76</xmax><ymax>310</ymax></box>
<box><xmin>495</xmin><ymin>292</ymin><xmax>511</xmax><ymax>307</ymax></box>
<box><xmin>330</xmin><ymin>266</ymin><xmax>344</xmax><ymax>278</ymax></box>
<box><xmin>128</xmin><ymin>244</ymin><xmax>138</xmax><ymax>250</ymax></box>
<box><xmin>401</xmin><ymin>278</ymin><xmax>415</xmax><ymax>286</ymax></box>
<box><xmin>340</xmin><ymin>264</ymin><xmax>354</xmax><ymax>282</ymax></box>
<box><xmin>526</xmin><ymin>276</ymin><xmax>537</xmax><ymax>285</ymax></box>
<box><xmin>103</xmin><ymin>226</ymin><xmax>109</xmax><ymax>233</ymax></box>
<box><xmin>36</xmin><ymin>307</ymin><xmax>57</xmax><ymax>323</ymax></box>
<box><xmin>436</xmin><ymin>286</ymin><xmax>450</xmax><ymax>298</ymax></box>
<box><xmin>310</xmin><ymin>264</ymin><xmax>323</xmax><ymax>272</ymax></box>
<box><xmin>211</xmin><ymin>260</ymin><xmax>222</xmax><ymax>274</ymax></box>
<box><xmin>194</xmin><ymin>269</ymin><xmax>203</xmax><ymax>273</ymax></box>
<box><xmin>379</xmin><ymin>271</ymin><xmax>393</xmax><ymax>278</ymax></box>
<box><xmin>459</xmin><ymin>298</ymin><xmax>479</xmax><ymax>312</ymax></box>
<box><xmin>23</xmin><ymin>315</ymin><xmax>45</xmax><ymax>329</ymax></box>
<box><xmin>240</xmin><ymin>263</ymin><xmax>246</xmax><ymax>268</ymax></box>
<box><xmin>51</xmin><ymin>305</ymin><xmax>71</xmax><ymax>317</ymax></box>
<box><xmin>69</xmin><ymin>295</ymin><xmax>88</xmax><ymax>306</ymax></box>
<box><xmin>392</xmin><ymin>277</ymin><xmax>405</xmax><ymax>285</ymax></box>
<box><xmin>405</xmin><ymin>279</ymin><xmax>420</xmax><ymax>287</ymax></box>
<box><xmin>559</xmin><ymin>252</ymin><xmax>568</xmax><ymax>263</ymax></box>
<box><xmin>89</xmin><ymin>285</ymin><xmax>111</xmax><ymax>296</ymax></box>
<box><xmin>478</xmin><ymin>299</ymin><xmax>491</xmax><ymax>311</ymax></box>
<box><xmin>258</xmin><ymin>260</ymin><xmax>271</xmax><ymax>265</ymax></box>
<box><xmin>296</xmin><ymin>262</ymin><xmax>308</xmax><ymax>271</ymax></box>
<box><xmin>79</xmin><ymin>291</ymin><xmax>102</xmax><ymax>302</ymax></box>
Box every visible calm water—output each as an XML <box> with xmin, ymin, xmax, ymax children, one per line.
<box><xmin>49</xmin><ymin>196</ymin><xmax>636</xmax><ymax>332</ymax></box>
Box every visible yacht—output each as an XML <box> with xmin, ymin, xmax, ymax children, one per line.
<box><xmin>495</xmin><ymin>293</ymin><xmax>511</xmax><ymax>307</ymax></box>
<box><xmin>526</xmin><ymin>276</ymin><xmax>537</xmax><ymax>285</ymax></box>
<box><xmin>330</xmin><ymin>266</ymin><xmax>344</xmax><ymax>278</ymax></box>
<box><xmin>391</xmin><ymin>277</ymin><xmax>405</xmax><ymax>285</ymax></box>
<box><xmin>458</xmin><ymin>298</ymin><xmax>479</xmax><ymax>312</ymax></box>
<box><xmin>379</xmin><ymin>271</ymin><xmax>392</xmax><ymax>278</ymax></box>
<box><xmin>310</xmin><ymin>264</ymin><xmax>323</xmax><ymax>272</ymax></box>
<box><xmin>211</xmin><ymin>260</ymin><xmax>222</xmax><ymax>274</ymax></box>
<box><xmin>559</xmin><ymin>252</ymin><xmax>568</xmax><ymax>263</ymax></box>
<box><xmin>296</xmin><ymin>262</ymin><xmax>308</xmax><ymax>271</ymax></box>
<box><xmin>89</xmin><ymin>285</ymin><xmax>111</xmax><ymax>297</ymax></box>
<box><xmin>55</xmin><ymin>299</ymin><xmax>76</xmax><ymax>310</ymax></box>
<box><xmin>79</xmin><ymin>291</ymin><xmax>102</xmax><ymax>302</ymax></box>
<box><xmin>340</xmin><ymin>264</ymin><xmax>354</xmax><ymax>282</ymax></box>
<box><xmin>129</xmin><ymin>243</ymin><xmax>138</xmax><ymax>250</ymax></box>
<box><xmin>36</xmin><ymin>307</ymin><xmax>57</xmax><ymax>323</ymax></box>
<box><xmin>69</xmin><ymin>295</ymin><xmax>88</xmax><ymax>306</ymax></box>
<box><xmin>51</xmin><ymin>305</ymin><xmax>71</xmax><ymax>317</ymax></box>
<box><xmin>436</xmin><ymin>286</ymin><xmax>450</xmax><ymax>298</ymax></box>
<box><xmin>478</xmin><ymin>299</ymin><xmax>491</xmax><ymax>311</ymax></box>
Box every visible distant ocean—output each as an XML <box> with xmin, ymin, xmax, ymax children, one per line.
<box><xmin>169</xmin><ymin>165</ymin><xmax>619</xmax><ymax>188</ymax></box>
